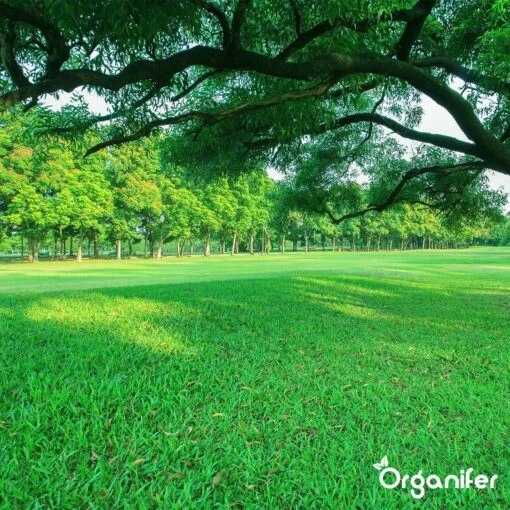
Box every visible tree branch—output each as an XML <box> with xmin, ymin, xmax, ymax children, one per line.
<box><xmin>323</xmin><ymin>161</ymin><xmax>486</xmax><ymax>224</ymax></box>
<box><xmin>289</xmin><ymin>0</ymin><xmax>302</xmax><ymax>37</ymax></box>
<box><xmin>188</xmin><ymin>0</ymin><xmax>231</xmax><ymax>49</ymax></box>
<box><xmin>0</xmin><ymin>22</ymin><xmax>30</xmax><ymax>88</ymax></box>
<box><xmin>277</xmin><ymin>4</ymin><xmax>431</xmax><ymax>61</ymax></box>
<box><xmin>327</xmin><ymin>112</ymin><xmax>487</xmax><ymax>162</ymax></box>
<box><xmin>411</xmin><ymin>56</ymin><xmax>510</xmax><ymax>96</ymax></box>
<box><xmin>231</xmin><ymin>0</ymin><xmax>251</xmax><ymax>53</ymax></box>
<box><xmin>85</xmin><ymin>77</ymin><xmax>339</xmax><ymax>155</ymax></box>
<box><xmin>395</xmin><ymin>0</ymin><xmax>437</xmax><ymax>61</ymax></box>
<box><xmin>0</xmin><ymin>1</ymin><xmax>69</xmax><ymax>76</ymax></box>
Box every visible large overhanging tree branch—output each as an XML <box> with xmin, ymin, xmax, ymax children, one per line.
<box><xmin>0</xmin><ymin>0</ymin><xmax>508</xmax><ymax>175</ymax></box>
<box><xmin>86</xmin><ymin>81</ymin><xmax>507</xmax><ymax>174</ymax></box>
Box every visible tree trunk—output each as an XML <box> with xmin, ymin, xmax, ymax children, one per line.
<box><xmin>155</xmin><ymin>232</ymin><xmax>163</xmax><ymax>259</ymax></box>
<box><xmin>249</xmin><ymin>234</ymin><xmax>254</xmax><ymax>254</ymax></box>
<box><xmin>293</xmin><ymin>240</ymin><xmax>297</xmax><ymax>252</ymax></box>
<box><xmin>20</xmin><ymin>235</ymin><xmax>24</xmax><ymax>258</ymax></box>
<box><xmin>331</xmin><ymin>237</ymin><xmax>336</xmax><ymax>251</ymax></box>
<box><xmin>77</xmin><ymin>228</ymin><xmax>83</xmax><ymax>262</ymax></box>
<box><xmin>221</xmin><ymin>238</ymin><xmax>225</xmax><ymax>254</ymax></box>
<box><xmin>69</xmin><ymin>237</ymin><xmax>73</xmax><ymax>257</ymax></box>
<box><xmin>204</xmin><ymin>232</ymin><xmax>211</xmax><ymax>256</ymax></box>
<box><xmin>304</xmin><ymin>232</ymin><xmax>309</xmax><ymax>252</ymax></box>
<box><xmin>93</xmin><ymin>233</ymin><xmax>99</xmax><ymax>258</ymax></box>
<box><xmin>28</xmin><ymin>238</ymin><xmax>40</xmax><ymax>263</ymax></box>
<box><xmin>116</xmin><ymin>239</ymin><xmax>122</xmax><ymax>260</ymax></box>
<box><xmin>231</xmin><ymin>233</ymin><xmax>237</xmax><ymax>256</ymax></box>
<box><xmin>176</xmin><ymin>239</ymin><xmax>181</xmax><ymax>258</ymax></box>
<box><xmin>377</xmin><ymin>236</ymin><xmax>381</xmax><ymax>251</ymax></box>
<box><xmin>281</xmin><ymin>235</ymin><xmax>286</xmax><ymax>253</ymax></box>
<box><xmin>189</xmin><ymin>238</ymin><xmax>194</xmax><ymax>256</ymax></box>
<box><xmin>128</xmin><ymin>239</ymin><xmax>133</xmax><ymax>256</ymax></box>
<box><xmin>366</xmin><ymin>236</ymin><xmax>371</xmax><ymax>252</ymax></box>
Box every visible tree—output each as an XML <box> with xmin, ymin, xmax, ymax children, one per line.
<box><xmin>0</xmin><ymin>0</ymin><xmax>508</xmax><ymax>222</ymax></box>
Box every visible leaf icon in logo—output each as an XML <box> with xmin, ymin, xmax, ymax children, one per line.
<box><xmin>373</xmin><ymin>456</ymin><xmax>389</xmax><ymax>470</ymax></box>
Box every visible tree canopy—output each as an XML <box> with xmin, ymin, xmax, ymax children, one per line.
<box><xmin>0</xmin><ymin>0</ymin><xmax>509</xmax><ymax>220</ymax></box>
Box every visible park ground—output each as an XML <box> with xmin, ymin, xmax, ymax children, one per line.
<box><xmin>0</xmin><ymin>248</ymin><xmax>509</xmax><ymax>508</ymax></box>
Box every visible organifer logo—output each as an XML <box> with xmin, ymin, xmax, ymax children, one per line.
<box><xmin>373</xmin><ymin>456</ymin><xmax>498</xmax><ymax>500</ymax></box>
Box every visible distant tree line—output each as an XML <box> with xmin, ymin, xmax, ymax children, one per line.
<box><xmin>0</xmin><ymin>123</ymin><xmax>504</xmax><ymax>263</ymax></box>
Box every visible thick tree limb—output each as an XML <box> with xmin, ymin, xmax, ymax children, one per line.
<box><xmin>67</xmin><ymin>48</ymin><xmax>509</xmax><ymax>171</ymax></box>
<box><xmin>231</xmin><ymin>0</ymin><xmax>251</xmax><ymax>52</ymax></box>
<box><xmin>0</xmin><ymin>22</ymin><xmax>30</xmax><ymax>88</ymax></box>
<box><xmin>289</xmin><ymin>0</ymin><xmax>302</xmax><ymax>37</ymax></box>
<box><xmin>395</xmin><ymin>0</ymin><xmax>436</xmax><ymax>61</ymax></box>
<box><xmin>0</xmin><ymin>1</ymin><xmax>69</xmax><ymax>76</ymax></box>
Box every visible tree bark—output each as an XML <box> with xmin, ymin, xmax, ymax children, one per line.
<box><xmin>204</xmin><ymin>232</ymin><xmax>211</xmax><ymax>256</ymax></box>
<box><xmin>93</xmin><ymin>233</ymin><xmax>99</xmax><ymax>258</ymax></box>
<box><xmin>76</xmin><ymin>228</ymin><xmax>83</xmax><ymax>262</ymax></box>
<box><xmin>27</xmin><ymin>238</ymin><xmax>40</xmax><ymax>263</ymax></box>
<box><xmin>231</xmin><ymin>233</ymin><xmax>237</xmax><ymax>255</ymax></box>
<box><xmin>116</xmin><ymin>239</ymin><xmax>122</xmax><ymax>260</ymax></box>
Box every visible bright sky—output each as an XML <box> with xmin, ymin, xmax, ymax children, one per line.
<box><xmin>45</xmin><ymin>89</ymin><xmax>510</xmax><ymax>211</ymax></box>
<box><xmin>418</xmin><ymin>94</ymin><xmax>510</xmax><ymax>211</ymax></box>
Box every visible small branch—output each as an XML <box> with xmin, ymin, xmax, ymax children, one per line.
<box><xmin>411</xmin><ymin>56</ymin><xmax>510</xmax><ymax>96</ymax></box>
<box><xmin>324</xmin><ymin>161</ymin><xmax>486</xmax><ymax>224</ymax></box>
<box><xmin>277</xmin><ymin>5</ymin><xmax>428</xmax><ymax>61</ymax></box>
<box><xmin>188</xmin><ymin>0</ymin><xmax>231</xmax><ymax>49</ymax></box>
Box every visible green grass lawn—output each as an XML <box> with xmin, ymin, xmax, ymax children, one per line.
<box><xmin>1</xmin><ymin>248</ymin><xmax>509</xmax><ymax>508</ymax></box>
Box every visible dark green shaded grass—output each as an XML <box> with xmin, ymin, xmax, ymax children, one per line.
<box><xmin>0</xmin><ymin>248</ymin><xmax>509</xmax><ymax>508</ymax></box>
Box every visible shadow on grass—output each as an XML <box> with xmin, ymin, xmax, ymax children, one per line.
<box><xmin>0</xmin><ymin>273</ymin><xmax>509</xmax><ymax>508</ymax></box>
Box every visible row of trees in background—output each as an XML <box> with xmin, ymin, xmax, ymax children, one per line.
<box><xmin>0</xmin><ymin>123</ymin><xmax>507</xmax><ymax>262</ymax></box>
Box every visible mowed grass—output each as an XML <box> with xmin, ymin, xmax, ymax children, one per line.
<box><xmin>0</xmin><ymin>248</ymin><xmax>509</xmax><ymax>509</ymax></box>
